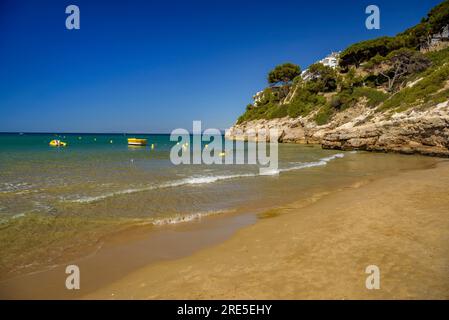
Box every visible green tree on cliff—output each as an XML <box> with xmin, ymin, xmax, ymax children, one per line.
<box><xmin>378</xmin><ymin>48</ymin><xmax>431</xmax><ymax>92</ymax></box>
<box><xmin>305</xmin><ymin>63</ymin><xmax>338</xmax><ymax>93</ymax></box>
<box><xmin>267</xmin><ymin>63</ymin><xmax>301</xmax><ymax>86</ymax></box>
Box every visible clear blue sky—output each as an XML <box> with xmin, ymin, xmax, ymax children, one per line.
<box><xmin>0</xmin><ymin>0</ymin><xmax>442</xmax><ymax>133</ymax></box>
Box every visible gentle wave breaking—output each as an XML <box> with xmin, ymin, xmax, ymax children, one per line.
<box><xmin>150</xmin><ymin>209</ymin><xmax>231</xmax><ymax>226</ymax></box>
<box><xmin>63</xmin><ymin>153</ymin><xmax>345</xmax><ymax>204</ymax></box>
<box><xmin>0</xmin><ymin>182</ymin><xmax>35</xmax><ymax>194</ymax></box>
<box><xmin>63</xmin><ymin>174</ymin><xmax>257</xmax><ymax>204</ymax></box>
<box><xmin>280</xmin><ymin>153</ymin><xmax>345</xmax><ymax>173</ymax></box>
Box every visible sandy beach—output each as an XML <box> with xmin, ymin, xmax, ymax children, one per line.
<box><xmin>86</xmin><ymin>160</ymin><xmax>449</xmax><ymax>300</ymax></box>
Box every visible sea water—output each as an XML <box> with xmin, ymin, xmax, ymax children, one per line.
<box><xmin>0</xmin><ymin>132</ymin><xmax>436</xmax><ymax>278</ymax></box>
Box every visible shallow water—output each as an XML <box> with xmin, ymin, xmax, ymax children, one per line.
<box><xmin>0</xmin><ymin>132</ymin><xmax>438</xmax><ymax>279</ymax></box>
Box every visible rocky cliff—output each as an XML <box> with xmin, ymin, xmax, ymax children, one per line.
<box><xmin>226</xmin><ymin>99</ymin><xmax>449</xmax><ymax>157</ymax></box>
<box><xmin>227</xmin><ymin>2</ymin><xmax>449</xmax><ymax>157</ymax></box>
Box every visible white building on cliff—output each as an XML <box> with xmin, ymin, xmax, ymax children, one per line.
<box><xmin>301</xmin><ymin>52</ymin><xmax>340</xmax><ymax>81</ymax></box>
<box><xmin>253</xmin><ymin>90</ymin><xmax>265</xmax><ymax>106</ymax></box>
<box><xmin>319</xmin><ymin>52</ymin><xmax>340</xmax><ymax>68</ymax></box>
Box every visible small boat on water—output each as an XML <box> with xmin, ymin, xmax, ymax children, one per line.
<box><xmin>127</xmin><ymin>138</ymin><xmax>147</xmax><ymax>146</ymax></box>
<box><xmin>49</xmin><ymin>140</ymin><xmax>67</xmax><ymax>147</ymax></box>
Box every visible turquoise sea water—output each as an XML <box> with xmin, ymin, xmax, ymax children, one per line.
<box><xmin>0</xmin><ymin>132</ymin><xmax>345</xmax><ymax>222</ymax></box>
<box><xmin>0</xmin><ymin>132</ymin><xmax>436</xmax><ymax>277</ymax></box>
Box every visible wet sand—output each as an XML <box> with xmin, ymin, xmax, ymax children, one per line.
<box><xmin>0</xmin><ymin>212</ymin><xmax>256</xmax><ymax>299</ymax></box>
<box><xmin>86</xmin><ymin>160</ymin><xmax>449</xmax><ymax>299</ymax></box>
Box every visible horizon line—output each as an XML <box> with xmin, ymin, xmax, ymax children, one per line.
<box><xmin>0</xmin><ymin>131</ymin><xmax>228</xmax><ymax>135</ymax></box>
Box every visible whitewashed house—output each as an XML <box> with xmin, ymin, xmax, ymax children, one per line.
<box><xmin>301</xmin><ymin>52</ymin><xmax>340</xmax><ymax>81</ymax></box>
<box><xmin>319</xmin><ymin>52</ymin><xmax>340</xmax><ymax>68</ymax></box>
<box><xmin>253</xmin><ymin>90</ymin><xmax>265</xmax><ymax>106</ymax></box>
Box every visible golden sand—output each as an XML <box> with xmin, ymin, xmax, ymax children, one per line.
<box><xmin>86</xmin><ymin>161</ymin><xmax>449</xmax><ymax>299</ymax></box>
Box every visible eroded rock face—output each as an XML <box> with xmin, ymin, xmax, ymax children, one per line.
<box><xmin>226</xmin><ymin>101</ymin><xmax>449</xmax><ymax>157</ymax></box>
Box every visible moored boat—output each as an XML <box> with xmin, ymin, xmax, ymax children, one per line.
<box><xmin>49</xmin><ymin>140</ymin><xmax>67</xmax><ymax>147</ymax></box>
<box><xmin>127</xmin><ymin>138</ymin><xmax>147</xmax><ymax>146</ymax></box>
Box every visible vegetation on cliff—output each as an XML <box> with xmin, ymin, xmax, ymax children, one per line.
<box><xmin>236</xmin><ymin>0</ymin><xmax>449</xmax><ymax>126</ymax></box>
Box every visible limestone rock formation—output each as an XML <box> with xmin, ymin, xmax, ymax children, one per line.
<box><xmin>226</xmin><ymin>100</ymin><xmax>449</xmax><ymax>157</ymax></box>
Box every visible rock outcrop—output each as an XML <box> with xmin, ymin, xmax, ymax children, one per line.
<box><xmin>226</xmin><ymin>100</ymin><xmax>449</xmax><ymax>157</ymax></box>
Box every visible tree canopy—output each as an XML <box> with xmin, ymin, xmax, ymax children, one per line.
<box><xmin>305</xmin><ymin>63</ymin><xmax>338</xmax><ymax>93</ymax></box>
<box><xmin>378</xmin><ymin>48</ymin><xmax>431</xmax><ymax>92</ymax></box>
<box><xmin>339</xmin><ymin>37</ymin><xmax>406</xmax><ymax>68</ymax></box>
<box><xmin>340</xmin><ymin>0</ymin><xmax>449</xmax><ymax>68</ymax></box>
<box><xmin>267</xmin><ymin>63</ymin><xmax>301</xmax><ymax>85</ymax></box>
<box><xmin>426</xmin><ymin>0</ymin><xmax>449</xmax><ymax>33</ymax></box>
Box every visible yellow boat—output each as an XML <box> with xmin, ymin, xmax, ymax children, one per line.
<box><xmin>127</xmin><ymin>138</ymin><xmax>147</xmax><ymax>146</ymax></box>
<box><xmin>49</xmin><ymin>140</ymin><xmax>67</xmax><ymax>147</ymax></box>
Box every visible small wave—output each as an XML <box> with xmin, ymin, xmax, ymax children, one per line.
<box><xmin>63</xmin><ymin>153</ymin><xmax>345</xmax><ymax>204</ymax></box>
<box><xmin>0</xmin><ymin>182</ymin><xmax>34</xmax><ymax>194</ymax></box>
<box><xmin>63</xmin><ymin>186</ymin><xmax>158</xmax><ymax>204</ymax></box>
<box><xmin>173</xmin><ymin>173</ymin><xmax>257</xmax><ymax>186</ymax></box>
<box><xmin>319</xmin><ymin>153</ymin><xmax>345</xmax><ymax>162</ymax></box>
<box><xmin>150</xmin><ymin>210</ymin><xmax>231</xmax><ymax>226</ymax></box>
<box><xmin>280</xmin><ymin>153</ymin><xmax>345</xmax><ymax>172</ymax></box>
<box><xmin>279</xmin><ymin>160</ymin><xmax>327</xmax><ymax>172</ymax></box>
<box><xmin>63</xmin><ymin>173</ymin><xmax>257</xmax><ymax>204</ymax></box>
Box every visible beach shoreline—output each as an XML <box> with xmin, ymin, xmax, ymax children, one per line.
<box><xmin>1</xmin><ymin>149</ymin><xmax>447</xmax><ymax>300</ymax></box>
<box><xmin>0</xmin><ymin>211</ymin><xmax>257</xmax><ymax>299</ymax></box>
<box><xmin>85</xmin><ymin>160</ymin><xmax>449</xmax><ymax>300</ymax></box>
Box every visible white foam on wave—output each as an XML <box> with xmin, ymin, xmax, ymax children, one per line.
<box><xmin>279</xmin><ymin>160</ymin><xmax>327</xmax><ymax>172</ymax></box>
<box><xmin>320</xmin><ymin>153</ymin><xmax>345</xmax><ymax>162</ymax></box>
<box><xmin>169</xmin><ymin>173</ymin><xmax>257</xmax><ymax>186</ymax></box>
<box><xmin>64</xmin><ymin>173</ymin><xmax>258</xmax><ymax>204</ymax></box>
<box><xmin>0</xmin><ymin>182</ymin><xmax>34</xmax><ymax>194</ymax></box>
<box><xmin>63</xmin><ymin>153</ymin><xmax>345</xmax><ymax>204</ymax></box>
<box><xmin>280</xmin><ymin>153</ymin><xmax>345</xmax><ymax>173</ymax></box>
<box><xmin>150</xmin><ymin>209</ymin><xmax>230</xmax><ymax>226</ymax></box>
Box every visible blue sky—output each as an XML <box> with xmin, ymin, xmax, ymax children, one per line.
<box><xmin>0</xmin><ymin>0</ymin><xmax>442</xmax><ymax>133</ymax></box>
